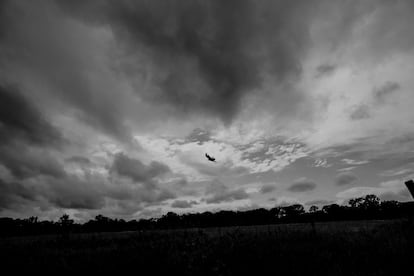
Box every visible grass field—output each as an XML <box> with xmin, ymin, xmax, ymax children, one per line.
<box><xmin>1</xmin><ymin>219</ymin><xmax>413</xmax><ymax>275</ymax></box>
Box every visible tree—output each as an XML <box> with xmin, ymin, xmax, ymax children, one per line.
<box><xmin>361</xmin><ymin>194</ymin><xmax>380</xmax><ymax>210</ymax></box>
<box><xmin>322</xmin><ymin>204</ymin><xmax>348</xmax><ymax>219</ymax></box>
<box><xmin>26</xmin><ymin>216</ymin><xmax>38</xmax><ymax>224</ymax></box>
<box><xmin>349</xmin><ymin>197</ymin><xmax>364</xmax><ymax>208</ymax></box>
<box><xmin>309</xmin><ymin>205</ymin><xmax>319</xmax><ymax>213</ymax></box>
<box><xmin>95</xmin><ymin>214</ymin><xmax>110</xmax><ymax>223</ymax></box>
<box><xmin>381</xmin><ymin>200</ymin><xmax>400</xmax><ymax>209</ymax></box>
<box><xmin>270</xmin><ymin>206</ymin><xmax>286</xmax><ymax>219</ymax></box>
<box><xmin>158</xmin><ymin>212</ymin><xmax>181</xmax><ymax>228</ymax></box>
<box><xmin>381</xmin><ymin>200</ymin><xmax>400</xmax><ymax>217</ymax></box>
<box><xmin>58</xmin><ymin>214</ymin><xmax>74</xmax><ymax>228</ymax></box>
<box><xmin>282</xmin><ymin>204</ymin><xmax>305</xmax><ymax>218</ymax></box>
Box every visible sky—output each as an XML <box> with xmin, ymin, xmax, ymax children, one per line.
<box><xmin>1</xmin><ymin>0</ymin><xmax>414</xmax><ymax>221</ymax></box>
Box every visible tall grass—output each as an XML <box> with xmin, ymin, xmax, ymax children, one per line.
<box><xmin>0</xmin><ymin>219</ymin><xmax>412</xmax><ymax>275</ymax></box>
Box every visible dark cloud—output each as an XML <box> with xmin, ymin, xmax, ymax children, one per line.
<box><xmin>111</xmin><ymin>153</ymin><xmax>171</xmax><ymax>186</ymax></box>
<box><xmin>315</xmin><ymin>64</ymin><xmax>336</xmax><ymax>77</ymax></box>
<box><xmin>0</xmin><ymin>175</ymin><xmax>105</xmax><ymax>211</ymax></box>
<box><xmin>185</xmin><ymin>128</ymin><xmax>211</xmax><ymax>145</ymax></box>
<box><xmin>155</xmin><ymin>189</ymin><xmax>176</xmax><ymax>203</ymax></box>
<box><xmin>106</xmin><ymin>182</ymin><xmax>176</xmax><ymax>211</ymax></box>
<box><xmin>357</xmin><ymin>0</ymin><xmax>414</xmax><ymax>60</ymax></box>
<box><xmin>348</xmin><ymin>81</ymin><xmax>400</xmax><ymax>121</ymax></box>
<box><xmin>0</xmin><ymin>1</ymin><xmax>131</xmax><ymax>141</ymax></box>
<box><xmin>0</xmin><ymin>85</ymin><xmax>171</xmax><ymax>216</ymax></box>
<box><xmin>350</xmin><ymin>104</ymin><xmax>370</xmax><ymax>120</ymax></box>
<box><xmin>1</xmin><ymin>0</ymin><xmax>412</xmax><ymax>137</ymax></box>
<box><xmin>0</xmin><ymin>84</ymin><xmax>106</xmax><ymax>211</ymax></box>
<box><xmin>314</xmin><ymin>0</ymin><xmax>414</xmax><ymax>63</ymax></box>
<box><xmin>204</xmin><ymin>180</ymin><xmax>249</xmax><ymax>204</ymax></box>
<box><xmin>0</xmin><ymin>150</ymin><xmax>176</xmax><ymax>214</ymax></box>
<box><xmin>0</xmin><ymin>84</ymin><xmax>65</xmax><ymax>179</ymax></box>
<box><xmin>335</xmin><ymin>172</ymin><xmax>358</xmax><ymax>186</ymax></box>
<box><xmin>0</xmin><ymin>84</ymin><xmax>62</xmax><ymax>146</ymax></box>
<box><xmin>175</xmin><ymin>178</ymin><xmax>189</xmax><ymax>187</ymax></box>
<box><xmin>205</xmin><ymin>188</ymin><xmax>249</xmax><ymax>204</ymax></box>
<box><xmin>0</xmin><ymin>178</ymin><xmax>37</xmax><ymax>211</ymax></box>
<box><xmin>65</xmin><ymin>156</ymin><xmax>92</xmax><ymax>165</ymax></box>
<box><xmin>108</xmin><ymin>153</ymin><xmax>176</xmax><ymax>210</ymax></box>
<box><xmin>0</xmin><ymin>0</ymin><xmax>10</xmax><ymax>39</ymax></box>
<box><xmin>260</xmin><ymin>184</ymin><xmax>276</xmax><ymax>194</ymax></box>
<box><xmin>288</xmin><ymin>178</ymin><xmax>317</xmax><ymax>192</ymax></box>
<box><xmin>57</xmin><ymin>0</ymin><xmax>316</xmax><ymax>124</ymax></box>
<box><xmin>373</xmin><ymin>81</ymin><xmax>400</xmax><ymax>104</ymax></box>
<box><xmin>0</xmin><ymin>171</ymin><xmax>176</xmax><ymax>214</ymax></box>
<box><xmin>47</xmin><ymin>176</ymin><xmax>105</xmax><ymax>210</ymax></box>
<box><xmin>171</xmin><ymin>199</ymin><xmax>198</xmax><ymax>209</ymax></box>
<box><xmin>1</xmin><ymin>0</ymin><xmax>414</xmax><ymax>218</ymax></box>
<box><xmin>387</xmin><ymin>133</ymin><xmax>414</xmax><ymax>146</ymax></box>
<box><xmin>0</xmin><ymin>146</ymin><xmax>65</xmax><ymax>179</ymax></box>
<box><xmin>2</xmin><ymin>0</ymin><xmax>410</xmax><ymax>136</ymax></box>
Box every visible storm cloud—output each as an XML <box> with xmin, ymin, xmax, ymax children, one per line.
<box><xmin>260</xmin><ymin>184</ymin><xmax>277</xmax><ymax>194</ymax></box>
<box><xmin>350</xmin><ymin>104</ymin><xmax>371</xmax><ymax>121</ymax></box>
<box><xmin>0</xmin><ymin>1</ymin><xmax>131</xmax><ymax>140</ymax></box>
<box><xmin>373</xmin><ymin>81</ymin><xmax>400</xmax><ymax>104</ymax></box>
<box><xmin>335</xmin><ymin>172</ymin><xmax>358</xmax><ymax>186</ymax></box>
<box><xmin>0</xmin><ymin>85</ymin><xmax>65</xmax><ymax>179</ymax></box>
<box><xmin>0</xmin><ymin>175</ymin><xmax>106</xmax><ymax>211</ymax></box>
<box><xmin>315</xmin><ymin>64</ymin><xmax>336</xmax><ymax>78</ymax></box>
<box><xmin>288</xmin><ymin>178</ymin><xmax>317</xmax><ymax>193</ymax></box>
<box><xmin>1</xmin><ymin>0</ymin><xmax>414</xmax><ymax>219</ymax></box>
<box><xmin>0</xmin><ymin>178</ymin><xmax>37</xmax><ymax>211</ymax></box>
<box><xmin>111</xmin><ymin>153</ymin><xmax>171</xmax><ymax>186</ymax></box>
<box><xmin>57</xmin><ymin>0</ymin><xmax>317</xmax><ymax>124</ymax></box>
<box><xmin>0</xmin><ymin>84</ymin><xmax>62</xmax><ymax>147</ymax></box>
<box><xmin>204</xmin><ymin>181</ymin><xmax>249</xmax><ymax>204</ymax></box>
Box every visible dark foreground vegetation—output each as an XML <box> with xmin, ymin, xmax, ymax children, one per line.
<box><xmin>1</xmin><ymin>219</ymin><xmax>413</xmax><ymax>275</ymax></box>
<box><xmin>1</xmin><ymin>194</ymin><xmax>413</xmax><ymax>275</ymax></box>
<box><xmin>1</xmin><ymin>194</ymin><xmax>413</xmax><ymax>236</ymax></box>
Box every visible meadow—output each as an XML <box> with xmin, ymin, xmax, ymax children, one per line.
<box><xmin>1</xmin><ymin>219</ymin><xmax>413</xmax><ymax>275</ymax></box>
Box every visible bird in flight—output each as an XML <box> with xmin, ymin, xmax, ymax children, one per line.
<box><xmin>205</xmin><ymin>153</ymin><xmax>216</xmax><ymax>162</ymax></box>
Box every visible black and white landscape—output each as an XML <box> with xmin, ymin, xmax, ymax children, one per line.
<box><xmin>1</xmin><ymin>1</ymin><xmax>414</xmax><ymax>275</ymax></box>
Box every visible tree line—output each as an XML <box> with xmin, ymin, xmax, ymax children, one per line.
<box><xmin>1</xmin><ymin>194</ymin><xmax>413</xmax><ymax>236</ymax></box>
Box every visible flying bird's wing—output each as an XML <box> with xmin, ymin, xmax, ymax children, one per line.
<box><xmin>205</xmin><ymin>153</ymin><xmax>216</xmax><ymax>162</ymax></box>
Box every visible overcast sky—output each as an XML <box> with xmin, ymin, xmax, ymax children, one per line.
<box><xmin>1</xmin><ymin>0</ymin><xmax>414</xmax><ymax>221</ymax></box>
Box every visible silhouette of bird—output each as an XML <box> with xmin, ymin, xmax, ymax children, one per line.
<box><xmin>205</xmin><ymin>153</ymin><xmax>216</xmax><ymax>162</ymax></box>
